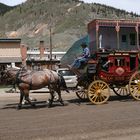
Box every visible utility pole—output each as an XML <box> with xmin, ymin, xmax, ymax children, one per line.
<box><xmin>49</xmin><ymin>26</ymin><xmax>52</xmax><ymax>60</ymax></box>
<box><xmin>49</xmin><ymin>14</ymin><xmax>53</xmax><ymax>70</ymax></box>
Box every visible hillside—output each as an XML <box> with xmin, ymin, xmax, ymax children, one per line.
<box><xmin>0</xmin><ymin>0</ymin><xmax>139</xmax><ymax>51</ymax></box>
<box><xmin>0</xmin><ymin>3</ymin><xmax>14</xmax><ymax>15</ymax></box>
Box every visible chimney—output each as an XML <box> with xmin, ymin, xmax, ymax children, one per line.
<box><xmin>20</xmin><ymin>44</ymin><xmax>27</xmax><ymax>66</ymax></box>
<box><xmin>39</xmin><ymin>41</ymin><xmax>45</xmax><ymax>59</ymax></box>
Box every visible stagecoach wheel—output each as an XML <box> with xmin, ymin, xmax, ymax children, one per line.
<box><xmin>87</xmin><ymin>80</ymin><xmax>110</xmax><ymax>105</ymax></box>
<box><xmin>129</xmin><ymin>71</ymin><xmax>140</xmax><ymax>101</ymax></box>
<box><xmin>112</xmin><ymin>85</ymin><xmax>130</xmax><ymax>97</ymax></box>
<box><xmin>76</xmin><ymin>87</ymin><xmax>88</xmax><ymax>101</ymax></box>
<box><xmin>75</xmin><ymin>74</ymin><xmax>90</xmax><ymax>101</ymax></box>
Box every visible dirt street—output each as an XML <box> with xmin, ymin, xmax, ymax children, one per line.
<box><xmin>0</xmin><ymin>90</ymin><xmax>140</xmax><ymax>140</ymax></box>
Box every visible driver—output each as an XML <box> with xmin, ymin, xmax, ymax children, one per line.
<box><xmin>68</xmin><ymin>42</ymin><xmax>90</xmax><ymax>69</ymax></box>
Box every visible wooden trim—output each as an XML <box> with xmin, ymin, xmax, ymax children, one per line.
<box><xmin>96</xmin><ymin>24</ymin><xmax>99</xmax><ymax>49</ymax></box>
<box><xmin>116</xmin><ymin>22</ymin><xmax>120</xmax><ymax>50</ymax></box>
<box><xmin>135</xmin><ymin>24</ymin><xmax>139</xmax><ymax>50</ymax></box>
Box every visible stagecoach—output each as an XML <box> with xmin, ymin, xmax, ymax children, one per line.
<box><xmin>74</xmin><ymin>19</ymin><xmax>140</xmax><ymax>104</ymax></box>
<box><xmin>76</xmin><ymin>50</ymin><xmax>140</xmax><ymax>104</ymax></box>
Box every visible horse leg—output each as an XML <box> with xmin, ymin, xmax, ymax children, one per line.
<box><xmin>17</xmin><ymin>91</ymin><xmax>24</xmax><ymax>109</ymax></box>
<box><xmin>48</xmin><ymin>89</ymin><xmax>54</xmax><ymax>108</ymax></box>
<box><xmin>13</xmin><ymin>84</ymin><xmax>17</xmax><ymax>93</ymax></box>
<box><xmin>24</xmin><ymin>90</ymin><xmax>36</xmax><ymax>107</ymax></box>
<box><xmin>56</xmin><ymin>87</ymin><xmax>64</xmax><ymax>106</ymax></box>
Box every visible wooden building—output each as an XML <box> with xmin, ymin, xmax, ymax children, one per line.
<box><xmin>0</xmin><ymin>39</ymin><xmax>65</xmax><ymax>71</ymax></box>
<box><xmin>0</xmin><ymin>38</ymin><xmax>22</xmax><ymax>70</ymax></box>
<box><xmin>88</xmin><ymin>19</ymin><xmax>140</xmax><ymax>53</ymax></box>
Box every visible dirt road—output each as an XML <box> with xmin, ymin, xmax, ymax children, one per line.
<box><xmin>0</xmin><ymin>90</ymin><xmax>140</xmax><ymax>140</ymax></box>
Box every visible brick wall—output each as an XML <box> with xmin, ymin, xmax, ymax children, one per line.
<box><xmin>39</xmin><ymin>41</ymin><xmax>45</xmax><ymax>59</ymax></box>
<box><xmin>20</xmin><ymin>44</ymin><xmax>27</xmax><ymax>66</ymax></box>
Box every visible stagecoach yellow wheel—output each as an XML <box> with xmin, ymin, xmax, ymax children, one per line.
<box><xmin>88</xmin><ymin>80</ymin><xmax>110</xmax><ymax>105</ymax></box>
<box><xmin>129</xmin><ymin>71</ymin><xmax>140</xmax><ymax>101</ymax></box>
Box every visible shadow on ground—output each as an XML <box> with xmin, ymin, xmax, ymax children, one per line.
<box><xmin>67</xmin><ymin>95</ymin><xmax>136</xmax><ymax>106</ymax></box>
<box><xmin>1</xmin><ymin>100</ymin><xmax>69</xmax><ymax>110</ymax></box>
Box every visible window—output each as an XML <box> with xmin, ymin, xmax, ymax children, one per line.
<box><xmin>122</xmin><ymin>35</ymin><xmax>127</xmax><ymax>42</ymax></box>
<box><xmin>130</xmin><ymin>33</ymin><xmax>136</xmax><ymax>45</ymax></box>
<box><xmin>58</xmin><ymin>70</ymin><xmax>75</xmax><ymax>76</ymax></box>
<box><xmin>130</xmin><ymin>56</ymin><xmax>136</xmax><ymax>70</ymax></box>
<box><xmin>115</xmin><ymin>58</ymin><xmax>125</xmax><ymax>66</ymax></box>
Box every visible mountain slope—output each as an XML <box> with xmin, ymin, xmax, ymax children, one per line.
<box><xmin>0</xmin><ymin>0</ymin><xmax>139</xmax><ymax>51</ymax></box>
<box><xmin>0</xmin><ymin>3</ymin><xmax>14</xmax><ymax>15</ymax></box>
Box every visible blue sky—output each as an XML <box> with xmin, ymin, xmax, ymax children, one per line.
<box><xmin>0</xmin><ymin>0</ymin><xmax>26</xmax><ymax>6</ymax></box>
<box><xmin>0</xmin><ymin>0</ymin><xmax>139</xmax><ymax>14</ymax></box>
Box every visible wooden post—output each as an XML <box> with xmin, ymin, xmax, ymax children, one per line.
<box><xmin>96</xmin><ymin>24</ymin><xmax>99</xmax><ymax>50</ymax></box>
<box><xmin>135</xmin><ymin>23</ymin><xmax>139</xmax><ymax>50</ymax></box>
<box><xmin>116</xmin><ymin>21</ymin><xmax>120</xmax><ymax>50</ymax></box>
<box><xmin>49</xmin><ymin>13</ymin><xmax>53</xmax><ymax>70</ymax></box>
<box><xmin>49</xmin><ymin>27</ymin><xmax>52</xmax><ymax>70</ymax></box>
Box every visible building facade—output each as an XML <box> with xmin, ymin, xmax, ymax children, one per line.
<box><xmin>0</xmin><ymin>38</ymin><xmax>22</xmax><ymax>69</ymax></box>
<box><xmin>88</xmin><ymin>19</ymin><xmax>140</xmax><ymax>53</ymax></box>
<box><xmin>26</xmin><ymin>41</ymin><xmax>66</xmax><ymax>70</ymax></box>
<box><xmin>0</xmin><ymin>39</ymin><xmax>66</xmax><ymax>71</ymax></box>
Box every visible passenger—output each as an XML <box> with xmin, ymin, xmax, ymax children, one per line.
<box><xmin>68</xmin><ymin>43</ymin><xmax>90</xmax><ymax>69</ymax></box>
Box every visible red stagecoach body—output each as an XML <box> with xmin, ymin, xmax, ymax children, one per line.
<box><xmin>96</xmin><ymin>51</ymin><xmax>139</xmax><ymax>85</ymax></box>
<box><xmin>76</xmin><ymin>19</ymin><xmax>140</xmax><ymax>104</ymax></box>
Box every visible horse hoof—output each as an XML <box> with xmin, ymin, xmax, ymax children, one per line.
<box><xmin>47</xmin><ymin>99</ymin><xmax>52</xmax><ymax>108</ymax></box>
<box><xmin>48</xmin><ymin>105</ymin><xmax>52</xmax><ymax>108</ymax></box>
<box><xmin>31</xmin><ymin>103</ymin><xmax>36</xmax><ymax>107</ymax></box>
<box><xmin>60</xmin><ymin>101</ymin><xmax>65</xmax><ymax>106</ymax></box>
<box><xmin>17</xmin><ymin>105</ymin><xmax>22</xmax><ymax>110</ymax></box>
<box><xmin>48</xmin><ymin>103</ymin><xmax>52</xmax><ymax>108</ymax></box>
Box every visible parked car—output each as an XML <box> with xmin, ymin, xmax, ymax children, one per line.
<box><xmin>56</xmin><ymin>68</ymin><xmax>78</xmax><ymax>88</ymax></box>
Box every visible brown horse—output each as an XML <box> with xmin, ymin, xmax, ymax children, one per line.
<box><xmin>1</xmin><ymin>67</ymin><xmax>69</xmax><ymax>109</ymax></box>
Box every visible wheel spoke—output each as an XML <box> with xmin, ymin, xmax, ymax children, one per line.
<box><xmin>76</xmin><ymin>89</ymin><xmax>88</xmax><ymax>101</ymax></box>
<box><xmin>101</xmin><ymin>90</ymin><xmax>109</xmax><ymax>97</ymax></box>
<box><xmin>101</xmin><ymin>84</ymin><xmax>107</xmax><ymax>90</ymax></box>
<box><xmin>90</xmin><ymin>87</ymin><xmax>96</xmax><ymax>92</ymax></box>
<box><xmin>113</xmin><ymin>85</ymin><xmax>130</xmax><ymax>97</ymax></box>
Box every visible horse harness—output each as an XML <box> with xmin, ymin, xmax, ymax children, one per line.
<box><xmin>16</xmin><ymin>69</ymin><xmax>33</xmax><ymax>89</ymax></box>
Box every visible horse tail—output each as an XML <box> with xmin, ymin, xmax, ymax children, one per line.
<box><xmin>59</xmin><ymin>74</ymin><xmax>69</xmax><ymax>93</ymax></box>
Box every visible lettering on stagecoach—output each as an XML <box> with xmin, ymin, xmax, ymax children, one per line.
<box><xmin>114</xmin><ymin>77</ymin><xmax>125</xmax><ymax>81</ymax></box>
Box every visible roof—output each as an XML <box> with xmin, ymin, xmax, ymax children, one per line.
<box><xmin>0</xmin><ymin>38</ymin><xmax>21</xmax><ymax>43</ymax></box>
<box><xmin>0</xmin><ymin>57</ymin><xmax>22</xmax><ymax>63</ymax></box>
